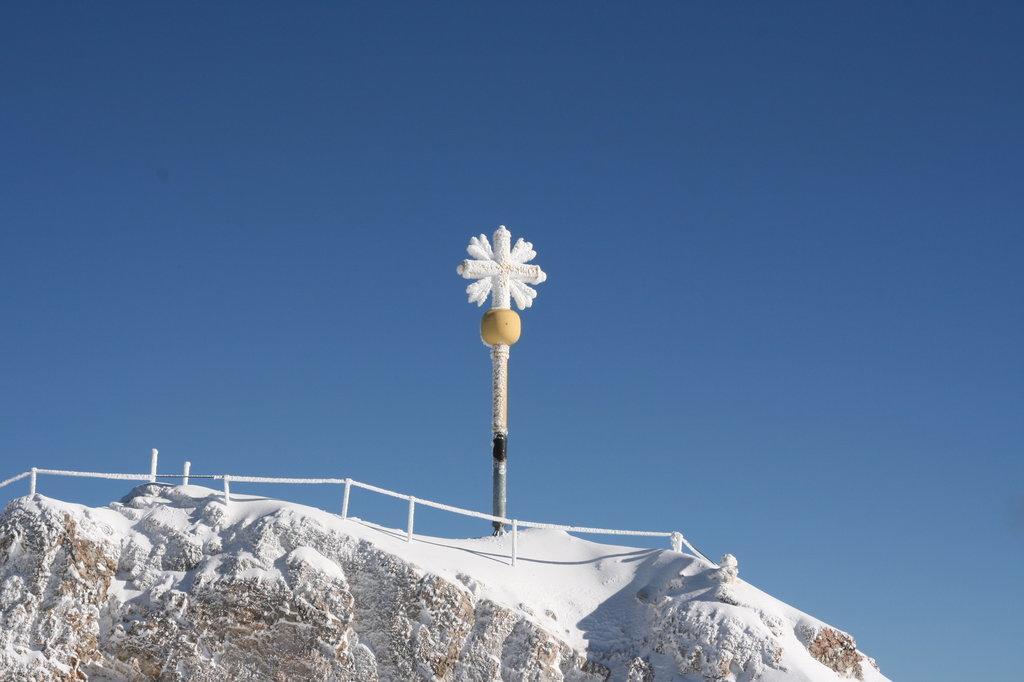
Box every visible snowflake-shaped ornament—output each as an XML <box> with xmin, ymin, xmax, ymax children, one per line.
<box><xmin>456</xmin><ymin>226</ymin><xmax>547</xmax><ymax>310</ymax></box>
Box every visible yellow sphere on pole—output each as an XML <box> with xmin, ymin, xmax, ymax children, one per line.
<box><xmin>458</xmin><ymin>226</ymin><xmax>546</xmax><ymax>534</ymax></box>
<box><xmin>481</xmin><ymin>308</ymin><xmax>521</xmax><ymax>346</ymax></box>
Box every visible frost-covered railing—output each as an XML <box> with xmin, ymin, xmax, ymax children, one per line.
<box><xmin>0</xmin><ymin>453</ymin><xmax>714</xmax><ymax>567</ymax></box>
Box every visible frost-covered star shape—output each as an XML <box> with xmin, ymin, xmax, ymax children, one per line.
<box><xmin>457</xmin><ymin>226</ymin><xmax>547</xmax><ymax>310</ymax></box>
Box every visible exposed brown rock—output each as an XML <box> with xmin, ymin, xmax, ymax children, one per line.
<box><xmin>806</xmin><ymin>626</ymin><xmax>864</xmax><ymax>680</ymax></box>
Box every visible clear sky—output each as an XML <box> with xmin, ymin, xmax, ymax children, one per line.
<box><xmin>2</xmin><ymin>4</ymin><xmax>1021</xmax><ymax>680</ymax></box>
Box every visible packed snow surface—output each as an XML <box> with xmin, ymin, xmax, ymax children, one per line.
<box><xmin>0</xmin><ymin>484</ymin><xmax>887</xmax><ymax>681</ymax></box>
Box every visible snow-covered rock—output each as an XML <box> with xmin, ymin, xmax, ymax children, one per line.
<box><xmin>0</xmin><ymin>485</ymin><xmax>887</xmax><ymax>681</ymax></box>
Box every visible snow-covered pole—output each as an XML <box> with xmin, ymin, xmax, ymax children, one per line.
<box><xmin>407</xmin><ymin>496</ymin><xmax>416</xmax><ymax>543</ymax></box>
<box><xmin>458</xmin><ymin>226</ymin><xmax>546</xmax><ymax>534</ymax></box>
<box><xmin>341</xmin><ymin>478</ymin><xmax>352</xmax><ymax>519</ymax></box>
<box><xmin>671</xmin><ymin>531</ymin><xmax>683</xmax><ymax>553</ymax></box>
<box><xmin>182</xmin><ymin>461</ymin><xmax>191</xmax><ymax>486</ymax></box>
<box><xmin>223</xmin><ymin>475</ymin><xmax>231</xmax><ymax>507</ymax></box>
<box><xmin>149</xmin><ymin>448</ymin><xmax>158</xmax><ymax>483</ymax></box>
<box><xmin>29</xmin><ymin>467</ymin><xmax>37</xmax><ymax>497</ymax></box>
<box><xmin>491</xmin><ymin>343</ymin><xmax>509</xmax><ymax>527</ymax></box>
<box><xmin>511</xmin><ymin>519</ymin><xmax>519</xmax><ymax>566</ymax></box>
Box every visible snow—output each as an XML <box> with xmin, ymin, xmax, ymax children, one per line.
<box><xmin>195</xmin><ymin>487</ymin><xmax>886</xmax><ymax>679</ymax></box>
<box><xmin>287</xmin><ymin>546</ymin><xmax>347</xmax><ymax>580</ymax></box>
<box><xmin>1</xmin><ymin>485</ymin><xmax>888</xmax><ymax>680</ymax></box>
<box><xmin>457</xmin><ymin>226</ymin><xmax>547</xmax><ymax>310</ymax></box>
<box><xmin>174</xmin><ymin>485</ymin><xmax>654</xmax><ymax>649</ymax></box>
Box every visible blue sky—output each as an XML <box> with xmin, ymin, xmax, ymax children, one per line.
<box><xmin>1</xmin><ymin>4</ymin><xmax>1022</xmax><ymax>680</ymax></box>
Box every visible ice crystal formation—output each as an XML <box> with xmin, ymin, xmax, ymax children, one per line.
<box><xmin>457</xmin><ymin>226</ymin><xmax>547</xmax><ymax>310</ymax></box>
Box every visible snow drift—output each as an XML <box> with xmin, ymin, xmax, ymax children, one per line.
<box><xmin>0</xmin><ymin>484</ymin><xmax>887</xmax><ymax>681</ymax></box>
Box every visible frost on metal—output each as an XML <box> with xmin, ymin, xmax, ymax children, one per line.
<box><xmin>456</xmin><ymin>225</ymin><xmax>547</xmax><ymax>534</ymax></box>
<box><xmin>5</xmin><ymin>465</ymin><xmax>704</xmax><ymax>551</ymax></box>
<box><xmin>491</xmin><ymin>344</ymin><xmax>510</xmax><ymax>435</ymax></box>
<box><xmin>0</xmin><ymin>471</ymin><xmax>31</xmax><ymax>490</ymax></box>
<box><xmin>457</xmin><ymin>225</ymin><xmax>547</xmax><ymax>310</ymax></box>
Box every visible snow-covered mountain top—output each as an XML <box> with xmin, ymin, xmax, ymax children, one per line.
<box><xmin>0</xmin><ymin>484</ymin><xmax>887</xmax><ymax>680</ymax></box>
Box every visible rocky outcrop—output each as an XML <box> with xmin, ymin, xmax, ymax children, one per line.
<box><xmin>0</xmin><ymin>485</ymin><xmax>886</xmax><ymax>681</ymax></box>
<box><xmin>0</xmin><ymin>488</ymin><xmax>609</xmax><ymax>681</ymax></box>
<box><xmin>798</xmin><ymin>626</ymin><xmax>867</xmax><ymax>680</ymax></box>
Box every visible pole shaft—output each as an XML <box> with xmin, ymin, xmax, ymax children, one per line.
<box><xmin>182</xmin><ymin>461</ymin><xmax>191</xmax><ymax>486</ymax></box>
<box><xmin>491</xmin><ymin>344</ymin><xmax>510</xmax><ymax>532</ymax></box>
<box><xmin>407</xmin><ymin>497</ymin><xmax>416</xmax><ymax>542</ymax></box>
<box><xmin>341</xmin><ymin>478</ymin><xmax>351</xmax><ymax>518</ymax></box>
<box><xmin>149</xmin><ymin>449</ymin><xmax>159</xmax><ymax>483</ymax></box>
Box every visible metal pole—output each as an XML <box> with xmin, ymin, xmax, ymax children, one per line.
<box><xmin>223</xmin><ymin>475</ymin><xmax>231</xmax><ymax>506</ymax></box>
<box><xmin>182</xmin><ymin>461</ymin><xmax>191</xmax><ymax>486</ymax></box>
<box><xmin>149</xmin><ymin>449</ymin><xmax>159</xmax><ymax>483</ymax></box>
<box><xmin>407</xmin><ymin>496</ymin><xmax>416</xmax><ymax>543</ymax></box>
<box><xmin>341</xmin><ymin>478</ymin><xmax>351</xmax><ymax>518</ymax></box>
<box><xmin>29</xmin><ymin>468</ymin><xmax>37</xmax><ymax>497</ymax></box>
<box><xmin>456</xmin><ymin>225</ymin><xmax>546</xmax><ymax>536</ymax></box>
<box><xmin>491</xmin><ymin>344</ymin><xmax>509</xmax><ymax>534</ymax></box>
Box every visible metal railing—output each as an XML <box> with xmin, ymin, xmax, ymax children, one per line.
<box><xmin>0</xmin><ymin>451</ymin><xmax>714</xmax><ymax>567</ymax></box>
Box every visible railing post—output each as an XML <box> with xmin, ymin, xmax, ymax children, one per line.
<box><xmin>670</xmin><ymin>531</ymin><xmax>683</xmax><ymax>553</ymax></box>
<box><xmin>149</xmin><ymin>448</ymin><xmax>159</xmax><ymax>483</ymax></box>
<box><xmin>341</xmin><ymin>478</ymin><xmax>351</xmax><ymax>519</ymax></box>
<box><xmin>512</xmin><ymin>519</ymin><xmax>518</xmax><ymax>567</ymax></box>
<box><xmin>407</xmin><ymin>496</ymin><xmax>415</xmax><ymax>543</ymax></box>
<box><xmin>223</xmin><ymin>475</ymin><xmax>231</xmax><ymax>507</ymax></box>
<box><xmin>29</xmin><ymin>468</ymin><xmax>37</xmax><ymax>497</ymax></box>
<box><xmin>182</xmin><ymin>461</ymin><xmax>191</xmax><ymax>486</ymax></box>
